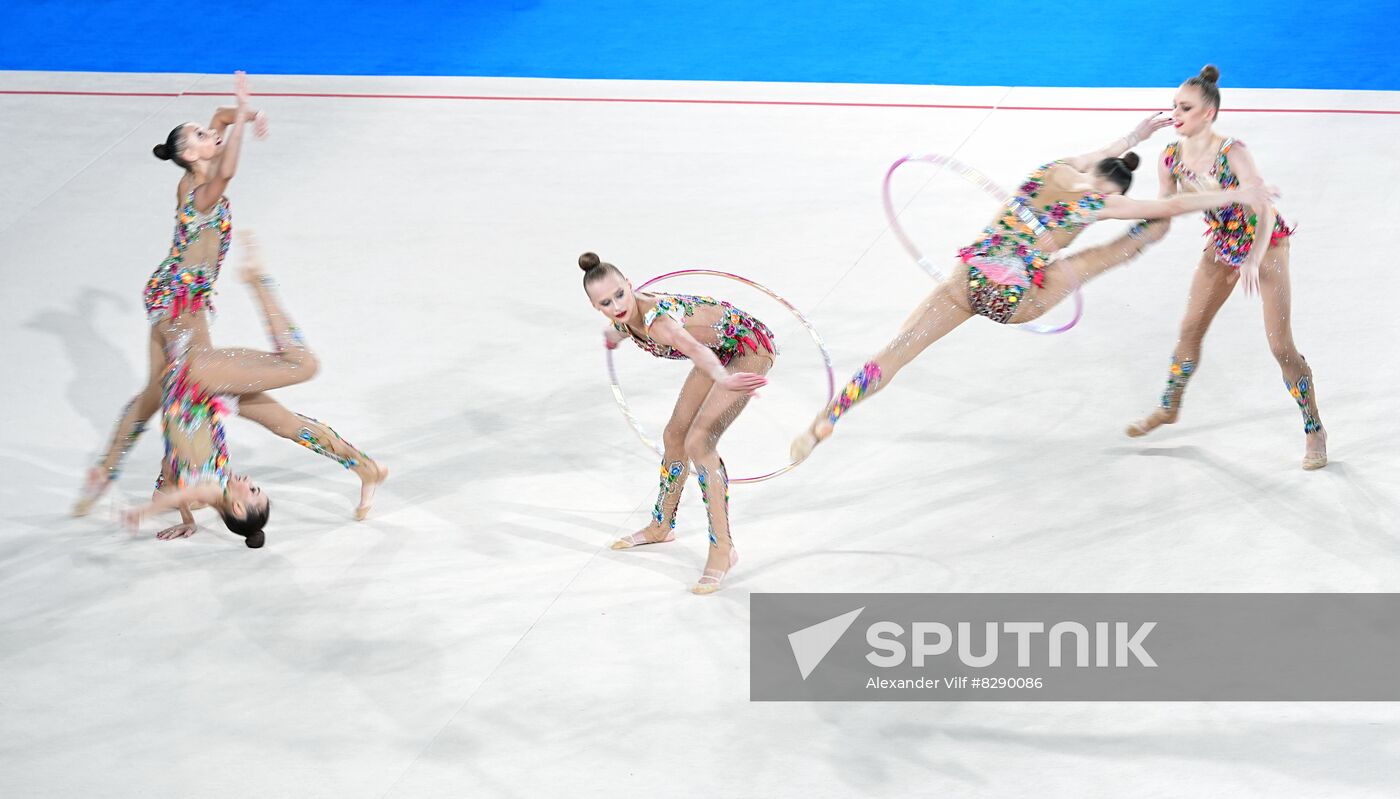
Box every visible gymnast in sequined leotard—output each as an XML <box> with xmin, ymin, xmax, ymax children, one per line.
<box><xmin>582</xmin><ymin>253</ymin><xmax>775</xmax><ymax>595</ymax></box>
<box><xmin>1125</xmin><ymin>65</ymin><xmax>1327</xmax><ymax>470</ymax></box>
<box><xmin>121</xmin><ymin>354</ymin><xmax>271</xmax><ymax>547</ymax></box>
<box><xmin>73</xmin><ymin>72</ymin><xmax>261</xmax><ymax>515</ymax></box>
<box><xmin>791</xmin><ymin>113</ymin><xmax>1276</xmax><ymax>459</ymax></box>
<box><xmin>121</xmin><ymin>236</ymin><xmax>379</xmax><ymax>545</ymax></box>
<box><xmin>141</xmin><ymin>186</ymin><xmax>233</xmax><ymax>323</ymax></box>
<box><xmin>75</xmin><ymin>74</ymin><xmax>386</xmax><ymax>520</ymax></box>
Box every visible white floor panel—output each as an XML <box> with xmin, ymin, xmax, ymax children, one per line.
<box><xmin>1</xmin><ymin>72</ymin><xmax>1398</xmax><ymax>797</ymax></box>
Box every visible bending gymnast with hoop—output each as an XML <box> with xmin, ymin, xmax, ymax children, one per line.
<box><xmin>584</xmin><ymin>252</ymin><xmax>773</xmax><ymax>595</ymax></box>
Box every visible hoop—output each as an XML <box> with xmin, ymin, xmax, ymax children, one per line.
<box><xmin>606</xmin><ymin>269</ymin><xmax>835</xmax><ymax>484</ymax></box>
<box><xmin>882</xmin><ymin>153</ymin><xmax>1084</xmax><ymax>334</ymax></box>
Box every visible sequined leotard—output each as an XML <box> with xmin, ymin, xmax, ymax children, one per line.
<box><xmin>613</xmin><ymin>293</ymin><xmax>778</xmax><ymax>365</ymax></box>
<box><xmin>958</xmin><ymin>161</ymin><xmax>1105</xmax><ymax>323</ymax></box>
<box><xmin>1163</xmin><ymin>138</ymin><xmax>1293</xmax><ymax>267</ymax></box>
<box><xmin>159</xmin><ymin>358</ymin><xmax>232</xmax><ymax>491</ymax></box>
<box><xmin>143</xmin><ymin>189</ymin><xmax>232</xmax><ymax>323</ymax></box>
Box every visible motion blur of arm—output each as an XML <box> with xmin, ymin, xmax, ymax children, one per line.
<box><xmin>1098</xmin><ymin>182</ymin><xmax>1274</xmax><ymax>222</ymax></box>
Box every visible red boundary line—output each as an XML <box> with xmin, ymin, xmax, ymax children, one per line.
<box><xmin>2</xmin><ymin>88</ymin><xmax>1398</xmax><ymax>114</ymax></box>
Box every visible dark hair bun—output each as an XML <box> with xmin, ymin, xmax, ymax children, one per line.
<box><xmin>579</xmin><ymin>252</ymin><xmax>601</xmax><ymax>271</ymax></box>
<box><xmin>152</xmin><ymin>143</ymin><xmax>172</xmax><ymax>161</ymax></box>
<box><xmin>1199</xmin><ymin>64</ymin><xmax>1220</xmax><ymax>84</ymax></box>
<box><xmin>244</xmin><ymin>530</ymin><xmax>265</xmax><ymax>548</ymax></box>
<box><xmin>1122</xmin><ymin>151</ymin><xmax>1141</xmax><ymax>171</ymax></box>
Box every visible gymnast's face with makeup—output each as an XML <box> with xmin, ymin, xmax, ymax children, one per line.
<box><xmin>588</xmin><ymin>271</ymin><xmax>637</xmax><ymax>324</ymax></box>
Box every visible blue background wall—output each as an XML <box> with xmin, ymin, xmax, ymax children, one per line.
<box><xmin>2</xmin><ymin>1</ymin><xmax>1395</xmax><ymax>90</ymax></box>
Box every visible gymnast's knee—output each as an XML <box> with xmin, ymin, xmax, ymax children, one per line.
<box><xmin>287</xmin><ymin>348</ymin><xmax>320</xmax><ymax>381</ymax></box>
<box><xmin>662</xmin><ymin>426</ymin><xmax>688</xmax><ymax>455</ymax></box>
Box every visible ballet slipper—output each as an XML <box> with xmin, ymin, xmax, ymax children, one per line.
<box><xmin>691</xmin><ymin>548</ymin><xmax>739</xmax><ymax>595</ymax></box>
<box><xmin>611</xmin><ymin>529</ymin><xmax>676</xmax><ymax>550</ymax></box>
<box><xmin>790</xmin><ymin>417</ymin><xmax>833</xmax><ymax>462</ymax></box>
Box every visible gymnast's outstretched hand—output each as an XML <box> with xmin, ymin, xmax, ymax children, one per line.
<box><xmin>1133</xmin><ymin>111</ymin><xmax>1174</xmax><ymax>143</ymax></box>
<box><xmin>156</xmin><ymin>522</ymin><xmax>199</xmax><ymax>541</ymax></box>
<box><xmin>603</xmin><ymin>326</ymin><xmax>627</xmax><ymax>350</ymax></box>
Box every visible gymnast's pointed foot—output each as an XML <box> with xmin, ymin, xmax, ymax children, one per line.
<box><xmin>790</xmin><ymin>416</ymin><xmax>834</xmax><ymax>462</ymax></box>
<box><xmin>355</xmin><ymin>461</ymin><xmax>388</xmax><ymax>520</ymax></box>
<box><xmin>1125</xmin><ymin>408</ymin><xmax>1179</xmax><ymax>438</ymax></box>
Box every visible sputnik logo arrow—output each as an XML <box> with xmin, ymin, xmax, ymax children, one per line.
<box><xmin>788</xmin><ymin>607</ymin><xmax>865</xmax><ymax>680</ymax></box>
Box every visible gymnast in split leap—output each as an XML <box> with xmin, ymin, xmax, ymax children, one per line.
<box><xmin>792</xmin><ymin>115</ymin><xmax>1273</xmax><ymax>458</ymax></box>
